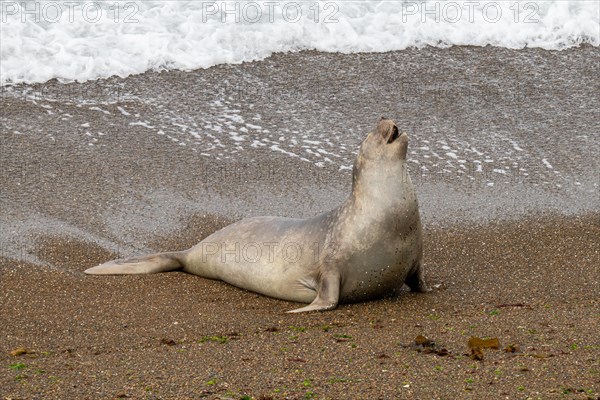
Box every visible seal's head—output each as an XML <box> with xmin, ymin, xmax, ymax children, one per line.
<box><xmin>351</xmin><ymin>118</ymin><xmax>412</xmax><ymax>197</ymax></box>
<box><xmin>360</xmin><ymin>118</ymin><xmax>408</xmax><ymax>161</ymax></box>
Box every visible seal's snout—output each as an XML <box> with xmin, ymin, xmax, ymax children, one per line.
<box><xmin>377</xmin><ymin>118</ymin><xmax>400</xmax><ymax>143</ymax></box>
<box><xmin>376</xmin><ymin>118</ymin><xmax>400</xmax><ymax>144</ymax></box>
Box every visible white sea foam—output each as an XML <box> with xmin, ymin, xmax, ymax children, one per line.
<box><xmin>542</xmin><ymin>158</ymin><xmax>554</xmax><ymax>169</ymax></box>
<box><xmin>1</xmin><ymin>0</ymin><xmax>598</xmax><ymax>85</ymax></box>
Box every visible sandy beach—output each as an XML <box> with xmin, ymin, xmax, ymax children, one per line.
<box><xmin>1</xmin><ymin>46</ymin><xmax>599</xmax><ymax>399</ymax></box>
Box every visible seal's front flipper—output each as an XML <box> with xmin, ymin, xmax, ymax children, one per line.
<box><xmin>287</xmin><ymin>272</ymin><xmax>340</xmax><ymax>313</ymax></box>
<box><xmin>404</xmin><ymin>260</ymin><xmax>430</xmax><ymax>293</ymax></box>
<box><xmin>84</xmin><ymin>252</ymin><xmax>185</xmax><ymax>275</ymax></box>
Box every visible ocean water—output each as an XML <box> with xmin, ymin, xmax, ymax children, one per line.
<box><xmin>1</xmin><ymin>0</ymin><xmax>598</xmax><ymax>85</ymax></box>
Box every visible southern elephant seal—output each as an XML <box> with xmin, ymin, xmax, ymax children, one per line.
<box><xmin>85</xmin><ymin>118</ymin><xmax>429</xmax><ymax>312</ymax></box>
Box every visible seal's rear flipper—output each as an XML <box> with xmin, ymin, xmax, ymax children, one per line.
<box><xmin>84</xmin><ymin>252</ymin><xmax>185</xmax><ymax>275</ymax></box>
<box><xmin>287</xmin><ymin>272</ymin><xmax>340</xmax><ymax>313</ymax></box>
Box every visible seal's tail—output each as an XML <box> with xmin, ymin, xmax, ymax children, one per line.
<box><xmin>84</xmin><ymin>251</ymin><xmax>185</xmax><ymax>275</ymax></box>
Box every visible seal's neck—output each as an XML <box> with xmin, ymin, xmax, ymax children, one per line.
<box><xmin>347</xmin><ymin>161</ymin><xmax>412</xmax><ymax>213</ymax></box>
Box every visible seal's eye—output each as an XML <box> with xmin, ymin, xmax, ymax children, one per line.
<box><xmin>387</xmin><ymin>126</ymin><xmax>399</xmax><ymax>144</ymax></box>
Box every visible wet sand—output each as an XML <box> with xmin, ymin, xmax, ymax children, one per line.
<box><xmin>1</xmin><ymin>215</ymin><xmax>599</xmax><ymax>399</ymax></box>
<box><xmin>1</xmin><ymin>46</ymin><xmax>599</xmax><ymax>399</ymax></box>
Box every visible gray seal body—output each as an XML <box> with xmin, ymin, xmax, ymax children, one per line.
<box><xmin>85</xmin><ymin>119</ymin><xmax>429</xmax><ymax>312</ymax></box>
